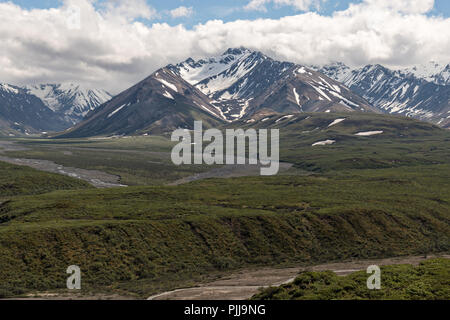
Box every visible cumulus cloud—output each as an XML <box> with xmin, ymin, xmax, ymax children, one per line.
<box><xmin>245</xmin><ymin>0</ymin><xmax>324</xmax><ymax>12</ymax></box>
<box><xmin>0</xmin><ymin>0</ymin><xmax>449</xmax><ymax>94</ymax></box>
<box><xmin>170</xmin><ymin>6</ymin><xmax>194</xmax><ymax>18</ymax></box>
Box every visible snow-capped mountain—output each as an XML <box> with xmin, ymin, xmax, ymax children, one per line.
<box><xmin>61</xmin><ymin>48</ymin><xmax>375</xmax><ymax>137</ymax></box>
<box><xmin>170</xmin><ymin>48</ymin><xmax>294</xmax><ymax>101</ymax></box>
<box><xmin>169</xmin><ymin>48</ymin><xmax>374</xmax><ymax>121</ymax></box>
<box><xmin>25</xmin><ymin>84</ymin><xmax>112</xmax><ymax>124</ymax></box>
<box><xmin>0</xmin><ymin>82</ymin><xmax>112</xmax><ymax>135</ymax></box>
<box><xmin>167</xmin><ymin>48</ymin><xmax>296</xmax><ymax>120</ymax></box>
<box><xmin>310</xmin><ymin>62</ymin><xmax>352</xmax><ymax>83</ymax></box>
<box><xmin>60</xmin><ymin>67</ymin><xmax>224</xmax><ymax>138</ymax></box>
<box><xmin>0</xmin><ymin>83</ymin><xmax>69</xmax><ymax>135</ymax></box>
<box><xmin>315</xmin><ymin>62</ymin><xmax>450</xmax><ymax>128</ymax></box>
<box><xmin>399</xmin><ymin>62</ymin><xmax>450</xmax><ymax>86</ymax></box>
<box><xmin>433</xmin><ymin>64</ymin><xmax>450</xmax><ymax>86</ymax></box>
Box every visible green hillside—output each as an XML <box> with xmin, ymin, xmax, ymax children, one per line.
<box><xmin>0</xmin><ymin>165</ymin><xmax>448</xmax><ymax>298</ymax></box>
<box><xmin>237</xmin><ymin>112</ymin><xmax>450</xmax><ymax>171</ymax></box>
<box><xmin>0</xmin><ymin>161</ymin><xmax>92</xmax><ymax>197</ymax></box>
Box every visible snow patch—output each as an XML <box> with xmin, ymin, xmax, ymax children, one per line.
<box><xmin>297</xmin><ymin>67</ymin><xmax>307</xmax><ymax>74</ymax></box>
<box><xmin>328</xmin><ymin>118</ymin><xmax>346</xmax><ymax>127</ymax></box>
<box><xmin>312</xmin><ymin>140</ymin><xmax>336</xmax><ymax>146</ymax></box>
<box><xmin>0</xmin><ymin>84</ymin><xmax>19</xmax><ymax>94</ymax></box>
<box><xmin>293</xmin><ymin>88</ymin><xmax>301</xmax><ymax>107</ymax></box>
<box><xmin>156</xmin><ymin>78</ymin><xmax>178</xmax><ymax>92</ymax></box>
<box><xmin>355</xmin><ymin>131</ymin><xmax>383</xmax><ymax>136</ymax></box>
<box><xmin>108</xmin><ymin>103</ymin><xmax>128</xmax><ymax>118</ymax></box>
<box><xmin>193</xmin><ymin>101</ymin><xmax>219</xmax><ymax>118</ymax></box>
<box><xmin>275</xmin><ymin>115</ymin><xmax>294</xmax><ymax>123</ymax></box>
<box><xmin>310</xmin><ymin>84</ymin><xmax>332</xmax><ymax>101</ymax></box>
<box><xmin>163</xmin><ymin>91</ymin><xmax>174</xmax><ymax>100</ymax></box>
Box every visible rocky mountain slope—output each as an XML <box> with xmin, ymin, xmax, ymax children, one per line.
<box><xmin>314</xmin><ymin>62</ymin><xmax>450</xmax><ymax>128</ymax></box>
<box><xmin>0</xmin><ymin>83</ymin><xmax>68</xmax><ymax>135</ymax></box>
<box><xmin>59</xmin><ymin>67</ymin><xmax>223</xmax><ymax>137</ymax></box>
<box><xmin>0</xmin><ymin>83</ymin><xmax>111</xmax><ymax>136</ymax></box>
<box><xmin>170</xmin><ymin>48</ymin><xmax>375</xmax><ymax>120</ymax></box>
<box><xmin>61</xmin><ymin>48</ymin><xmax>375</xmax><ymax>137</ymax></box>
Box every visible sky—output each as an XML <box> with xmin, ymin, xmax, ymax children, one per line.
<box><xmin>6</xmin><ymin>0</ymin><xmax>450</xmax><ymax>27</ymax></box>
<box><xmin>0</xmin><ymin>0</ymin><xmax>449</xmax><ymax>93</ymax></box>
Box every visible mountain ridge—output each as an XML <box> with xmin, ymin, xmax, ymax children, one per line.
<box><xmin>6</xmin><ymin>48</ymin><xmax>448</xmax><ymax>138</ymax></box>
<box><xmin>314</xmin><ymin>62</ymin><xmax>450</xmax><ymax>128</ymax></box>
<box><xmin>0</xmin><ymin>82</ymin><xmax>112</xmax><ymax>136</ymax></box>
<box><xmin>59</xmin><ymin>48</ymin><xmax>377</xmax><ymax>138</ymax></box>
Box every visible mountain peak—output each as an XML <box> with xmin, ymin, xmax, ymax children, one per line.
<box><xmin>222</xmin><ymin>47</ymin><xmax>252</xmax><ymax>56</ymax></box>
<box><xmin>22</xmin><ymin>83</ymin><xmax>112</xmax><ymax>123</ymax></box>
<box><xmin>0</xmin><ymin>83</ymin><xmax>20</xmax><ymax>94</ymax></box>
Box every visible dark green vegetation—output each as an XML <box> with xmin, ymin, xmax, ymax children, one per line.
<box><xmin>0</xmin><ymin>161</ymin><xmax>91</xmax><ymax>197</ymax></box>
<box><xmin>0</xmin><ymin>113</ymin><xmax>449</xmax><ymax>298</ymax></box>
<box><xmin>252</xmin><ymin>258</ymin><xmax>450</xmax><ymax>300</ymax></box>
<box><xmin>0</xmin><ymin>165</ymin><xmax>448</xmax><ymax>298</ymax></box>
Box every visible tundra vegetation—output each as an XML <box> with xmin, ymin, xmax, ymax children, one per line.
<box><xmin>0</xmin><ymin>113</ymin><xmax>448</xmax><ymax>298</ymax></box>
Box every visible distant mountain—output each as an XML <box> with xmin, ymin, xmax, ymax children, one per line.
<box><xmin>314</xmin><ymin>62</ymin><xmax>450</xmax><ymax>128</ymax></box>
<box><xmin>0</xmin><ymin>83</ymin><xmax>112</xmax><ymax>136</ymax></box>
<box><xmin>61</xmin><ymin>48</ymin><xmax>375</xmax><ymax>137</ymax></box>
<box><xmin>400</xmin><ymin>61</ymin><xmax>450</xmax><ymax>86</ymax></box>
<box><xmin>0</xmin><ymin>83</ymin><xmax>68</xmax><ymax>135</ymax></box>
<box><xmin>25</xmin><ymin>84</ymin><xmax>112</xmax><ymax>125</ymax></box>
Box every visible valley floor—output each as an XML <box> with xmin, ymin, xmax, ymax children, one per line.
<box><xmin>147</xmin><ymin>254</ymin><xmax>450</xmax><ymax>300</ymax></box>
<box><xmin>0</xmin><ymin>139</ymin><xmax>295</xmax><ymax>187</ymax></box>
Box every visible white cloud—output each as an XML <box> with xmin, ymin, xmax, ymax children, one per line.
<box><xmin>244</xmin><ymin>0</ymin><xmax>269</xmax><ymax>12</ymax></box>
<box><xmin>0</xmin><ymin>0</ymin><xmax>448</xmax><ymax>94</ymax></box>
<box><xmin>170</xmin><ymin>6</ymin><xmax>194</xmax><ymax>18</ymax></box>
<box><xmin>361</xmin><ymin>0</ymin><xmax>435</xmax><ymax>14</ymax></box>
<box><xmin>100</xmin><ymin>0</ymin><xmax>157</xmax><ymax>21</ymax></box>
<box><xmin>245</xmin><ymin>0</ymin><xmax>324</xmax><ymax>12</ymax></box>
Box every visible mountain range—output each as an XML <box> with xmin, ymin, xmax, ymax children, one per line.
<box><xmin>60</xmin><ymin>48</ymin><xmax>377</xmax><ymax>137</ymax></box>
<box><xmin>313</xmin><ymin>62</ymin><xmax>450</xmax><ymax>128</ymax></box>
<box><xmin>0</xmin><ymin>83</ymin><xmax>111</xmax><ymax>136</ymax></box>
<box><xmin>1</xmin><ymin>48</ymin><xmax>449</xmax><ymax>137</ymax></box>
